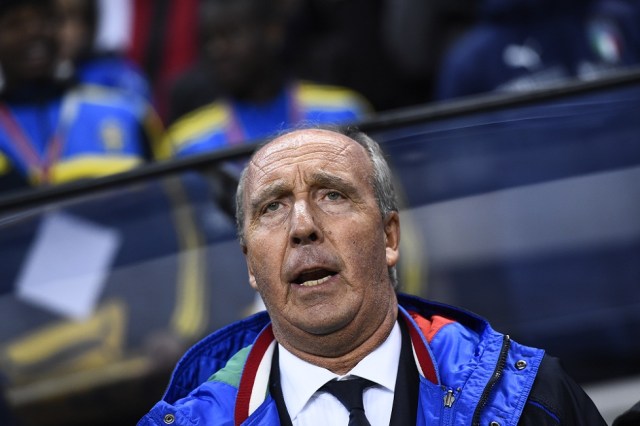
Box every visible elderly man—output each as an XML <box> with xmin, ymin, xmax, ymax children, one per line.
<box><xmin>139</xmin><ymin>127</ymin><xmax>605</xmax><ymax>425</ymax></box>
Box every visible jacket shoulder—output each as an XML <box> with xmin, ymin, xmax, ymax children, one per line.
<box><xmin>519</xmin><ymin>355</ymin><xmax>606</xmax><ymax>425</ymax></box>
<box><xmin>69</xmin><ymin>84</ymin><xmax>146</xmax><ymax>110</ymax></box>
<box><xmin>295</xmin><ymin>81</ymin><xmax>372</xmax><ymax>114</ymax></box>
<box><xmin>163</xmin><ymin>312</ymin><xmax>270</xmax><ymax>404</ymax></box>
<box><xmin>165</xmin><ymin>101</ymin><xmax>229</xmax><ymax>152</ymax></box>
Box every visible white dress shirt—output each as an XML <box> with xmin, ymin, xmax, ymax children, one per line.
<box><xmin>278</xmin><ymin>322</ymin><xmax>402</xmax><ymax>426</ymax></box>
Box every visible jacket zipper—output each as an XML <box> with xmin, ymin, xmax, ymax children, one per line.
<box><xmin>471</xmin><ymin>334</ymin><xmax>511</xmax><ymax>426</ymax></box>
<box><xmin>442</xmin><ymin>387</ymin><xmax>458</xmax><ymax>425</ymax></box>
<box><xmin>444</xmin><ymin>389</ymin><xmax>456</xmax><ymax>408</ymax></box>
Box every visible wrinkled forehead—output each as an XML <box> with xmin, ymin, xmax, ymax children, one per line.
<box><xmin>245</xmin><ymin>129</ymin><xmax>371</xmax><ymax>184</ymax></box>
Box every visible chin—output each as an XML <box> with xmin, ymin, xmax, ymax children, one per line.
<box><xmin>296</xmin><ymin>311</ymin><xmax>355</xmax><ymax>337</ymax></box>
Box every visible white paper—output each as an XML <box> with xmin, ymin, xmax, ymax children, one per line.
<box><xmin>16</xmin><ymin>212</ymin><xmax>121</xmax><ymax>320</ymax></box>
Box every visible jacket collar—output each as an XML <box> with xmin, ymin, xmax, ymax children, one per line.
<box><xmin>233</xmin><ymin>307</ymin><xmax>441</xmax><ymax>426</ymax></box>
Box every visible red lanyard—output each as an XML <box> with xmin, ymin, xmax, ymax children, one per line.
<box><xmin>226</xmin><ymin>82</ymin><xmax>304</xmax><ymax>145</ymax></box>
<box><xmin>0</xmin><ymin>103</ymin><xmax>64</xmax><ymax>185</ymax></box>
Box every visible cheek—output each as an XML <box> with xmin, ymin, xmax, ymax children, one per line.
<box><xmin>246</xmin><ymin>234</ymin><xmax>285</xmax><ymax>283</ymax></box>
<box><xmin>343</xmin><ymin>226</ymin><xmax>387</xmax><ymax>272</ymax></box>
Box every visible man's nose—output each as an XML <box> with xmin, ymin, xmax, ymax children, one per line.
<box><xmin>289</xmin><ymin>201</ymin><xmax>322</xmax><ymax>246</ymax></box>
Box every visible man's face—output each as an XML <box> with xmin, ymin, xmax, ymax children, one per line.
<box><xmin>199</xmin><ymin>1</ymin><xmax>281</xmax><ymax>98</ymax></box>
<box><xmin>242</xmin><ymin>129</ymin><xmax>400</xmax><ymax>356</ymax></box>
<box><xmin>56</xmin><ymin>0</ymin><xmax>92</xmax><ymax>61</ymax></box>
<box><xmin>0</xmin><ymin>3</ymin><xmax>57</xmax><ymax>84</ymax></box>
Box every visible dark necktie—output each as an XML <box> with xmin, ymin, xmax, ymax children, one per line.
<box><xmin>321</xmin><ymin>377</ymin><xmax>375</xmax><ymax>426</ymax></box>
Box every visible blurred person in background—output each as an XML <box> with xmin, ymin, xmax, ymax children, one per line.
<box><xmin>135</xmin><ymin>0</ymin><xmax>477</xmax><ymax>119</ymax></box>
<box><xmin>435</xmin><ymin>0</ymin><xmax>640</xmax><ymax>100</ymax></box>
<box><xmin>164</xmin><ymin>0</ymin><xmax>371</xmax><ymax>158</ymax></box>
<box><xmin>289</xmin><ymin>0</ymin><xmax>475</xmax><ymax>111</ymax></box>
<box><xmin>127</xmin><ymin>0</ymin><xmax>199</xmax><ymax>122</ymax></box>
<box><xmin>166</xmin><ymin>0</ymin><xmax>222</xmax><ymax>124</ymax></box>
<box><xmin>0</xmin><ymin>0</ymin><xmax>165</xmax><ymax>195</ymax></box>
<box><xmin>55</xmin><ymin>0</ymin><xmax>152</xmax><ymax>101</ymax></box>
<box><xmin>380</xmin><ymin>0</ymin><xmax>476</xmax><ymax>104</ymax></box>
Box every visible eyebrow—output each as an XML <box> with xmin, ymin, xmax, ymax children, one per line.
<box><xmin>248</xmin><ymin>181</ymin><xmax>290</xmax><ymax>217</ymax></box>
<box><xmin>310</xmin><ymin>171</ymin><xmax>359</xmax><ymax>196</ymax></box>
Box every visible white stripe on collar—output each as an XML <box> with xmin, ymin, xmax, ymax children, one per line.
<box><xmin>249</xmin><ymin>339</ymin><xmax>276</xmax><ymax>416</ymax></box>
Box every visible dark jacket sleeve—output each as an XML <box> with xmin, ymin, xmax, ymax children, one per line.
<box><xmin>518</xmin><ymin>355</ymin><xmax>606</xmax><ymax>425</ymax></box>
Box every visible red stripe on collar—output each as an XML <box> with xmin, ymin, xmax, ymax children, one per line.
<box><xmin>234</xmin><ymin>324</ymin><xmax>275</xmax><ymax>426</ymax></box>
<box><xmin>403</xmin><ymin>310</ymin><xmax>440</xmax><ymax>385</ymax></box>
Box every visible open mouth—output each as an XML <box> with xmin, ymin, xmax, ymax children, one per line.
<box><xmin>292</xmin><ymin>269</ymin><xmax>337</xmax><ymax>287</ymax></box>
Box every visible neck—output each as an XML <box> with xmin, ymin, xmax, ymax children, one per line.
<box><xmin>274</xmin><ymin>295</ymin><xmax>398</xmax><ymax>375</ymax></box>
<box><xmin>232</xmin><ymin>69</ymin><xmax>287</xmax><ymax>103</ymax></box>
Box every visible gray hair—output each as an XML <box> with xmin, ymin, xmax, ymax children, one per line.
<box><xmin>235</xmin><ymin>125</ymin><xmax>399</xmax><ymax>286</ymax></box>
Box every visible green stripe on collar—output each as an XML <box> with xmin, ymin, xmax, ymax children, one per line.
<box><xmin>208</xmin><ymin>345</ymin><xmax>252</xmax><ymax>389</ymax></box>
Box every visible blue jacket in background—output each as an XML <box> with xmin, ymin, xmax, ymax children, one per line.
<box><xmin>75</xmin><ymin>54</ymin><xmax>152</xmax><ymax>102</ymax></box>
<box><xmin>165</xmin><ymin>80</ymin><xmax>371</xmax><ymax>158</ymax></box>
<box><xmin>0</xmin><ymin>83</ymin><xmax>165</xmax><ymax>192</ymax></box>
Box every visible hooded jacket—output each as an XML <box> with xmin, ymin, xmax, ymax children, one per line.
<box><xmin>138</xmin><ymin>293</ymin><xmax>605</xmax><ymax>425</ymax></box>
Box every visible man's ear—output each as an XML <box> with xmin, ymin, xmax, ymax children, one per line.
<box><xmin>384</xmin><ymin>211</ymin><xmax>400</xmax><ymax>268</ymax></box>
<box><xmin>242</xmin><ymin>245</ymin><xmax>259</xmax><ymax>290</ymax></box>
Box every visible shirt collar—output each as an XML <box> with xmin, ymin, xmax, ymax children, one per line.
<box><xmin>278</xmin><ymin>321</ymin><xmax>401</xmax><ymax>420</ymax></box>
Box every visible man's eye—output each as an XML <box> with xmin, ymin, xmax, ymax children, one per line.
<box><xmin>265</xmin><ymin>202</ymin><xmax>280</xmax><ymax>212</ymax></box>
<box><xmin>326</xmin><ymin>191</ymin><xmax>342</xmax><ymax>201</ymax></box>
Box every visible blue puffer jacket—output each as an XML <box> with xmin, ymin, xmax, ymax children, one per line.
<box><xmin>138</xmin><ymin>293</ymin><xmax>605</xmax><ymax>425</ymax></box>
